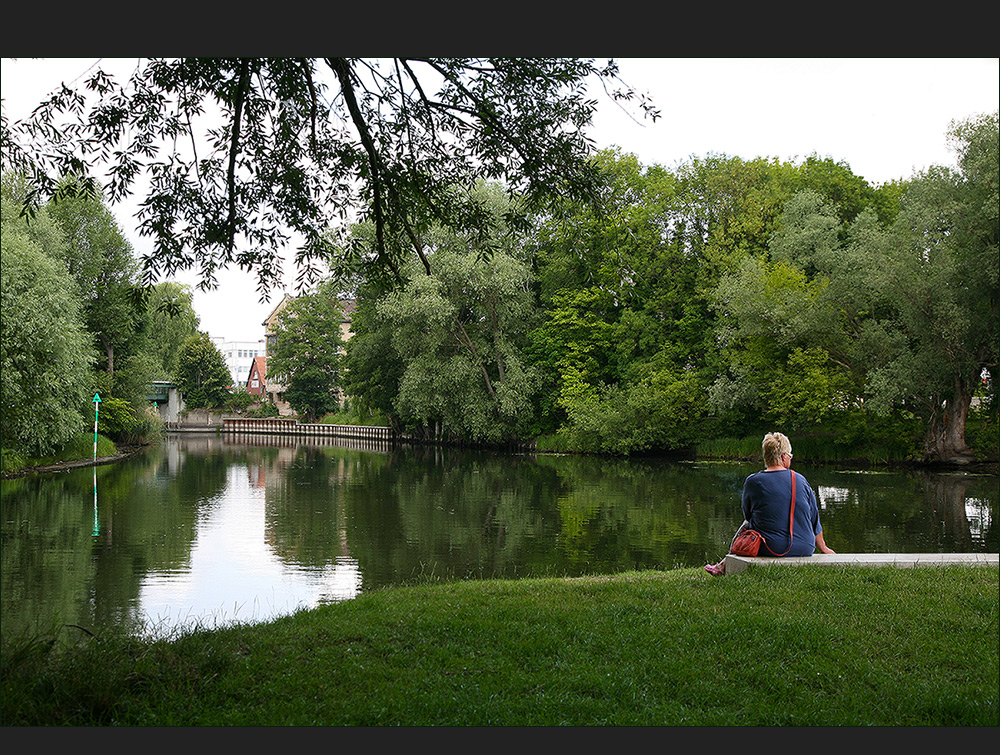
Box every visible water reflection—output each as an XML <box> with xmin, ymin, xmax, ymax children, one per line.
<box><xmin>137</xmin><ymin>461</ymin><xmax>363</xmax><ymax>631</ymax></box>
<box><xmin>1</xmin><ymin>436</ymin><xmax>996</xmax><ymax>638</ymax></box>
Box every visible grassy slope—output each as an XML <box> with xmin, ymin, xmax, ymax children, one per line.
<box><xmin>3</xmin><ymin>566</ymin><xmax>997</xmax><ymax>726</ymax></box>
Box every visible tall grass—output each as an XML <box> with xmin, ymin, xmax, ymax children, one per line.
<box><xmin>697</xmin><ymin>426</ymin><xmax>921</xmax><ymax>466</ymax></box>
<box><xmin>318</xmin><ymin>408</ymin><xmax>390</xmax><ymax>427</ymax></box>
<box><xmin>697</xmin><ymin>433</ymin><xmax>897</xmax><ymax>464</ymax></box>
<box><xmin>1</xmin><ymin>433</ymin><xmax>119</xmax><ymax>476</ymax></box>
<box><xmin>699</xmin><ymin>417</ymin><xmax>998</xmax><ymax>466</ymax></box>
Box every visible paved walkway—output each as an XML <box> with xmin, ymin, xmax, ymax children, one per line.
<box><xmin>724</xmin><ymin>552</ymin><xmax>999</xmax><ymax>575</ymax></box>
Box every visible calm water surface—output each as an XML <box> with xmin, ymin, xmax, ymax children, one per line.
<box><xmin>2</xmin><ymin>434</ymin><xmax>996</xmax><ymax>637</ymax></box>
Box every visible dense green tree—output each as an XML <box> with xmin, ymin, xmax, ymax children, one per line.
<box><xmin>528</xmin><ymin>150</ymin><xmax>713</xmax><ymax>451</ymax></box>
<box><xmin>340</xmin><ymin>280</ymin><xmax>405</xmax><ymax>428</ymax></box>
<box><xmin>709</xmin><ymin>191</ymin><xmax>859</xmax><ymax>426</ymax></box>
<box><xmin>795</xmin><ymin>154</ymin><xmax>898</xmax><ymax>226</ymax></box>
<box><xmin>1</xmin><ymin>176</ymin><xmax>94</xmax><ymax>455</ymax></box>
<box><xmin>144</xmin><ymin>282</ymin><xmax>201</xmax><ymax>380</ymax></box>
<box><xmin>667</xmin><ymin>154</ymin><xmax>797</xmax><ymax>280</ymax></box>
<box><xmin>175</xmin><ymin>333</ymin><xmax>232</xmax><ymax>409</ymax></box>
<box><xmin>530</xmin><ymin>152</ymin><xmax>654</xmax><ymax>431</ymax></box>
<box><xmin>381</xmin><ymin>248</ymin><xmax>537</xmax><ymax>444</ymax></box>
<box><xmin>353</xmin><ymin>182</ymin><xmax>538</xmax><ymax>444</ymax></box>
<box><xmin>666</xmin><ymin>152</ymin><xmax>896</xmax><ymax>283</ymax></box>
<box><xmin>711</xmin><ymin>112</ymin><xmax>998</xmax><ymax>462</ymax></box>
<box><xmin>529</xmin><ymin>150</ymin><xmax>913</xmax><ymax>453</ymax></box>
<box><xmin>45</xmin><ymin>179</ymin><xmax>146</xmax><ymax>382</ymax></box>
<box><xmin>874</xmin><ymin>112</ymin><xmax>998</xmax><ymax>461</ymax></box>
<box><xmin>5</xmin><ymin>58</ymin><xmax>656</xmax><ymax>293</ymax></box>
<box><xmin>267</xmin><ymin>282</ymin><xmax>346</xmax><ymax>423</ymax></box>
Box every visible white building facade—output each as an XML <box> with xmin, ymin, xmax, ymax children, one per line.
<box><xmin>218</xmin><ymin>339</ymin><xmax>266</xmax><ymax>389</ymax></box>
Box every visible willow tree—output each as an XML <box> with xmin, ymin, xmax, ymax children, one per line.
<box><xmin>878</xmin><ymin>112</ymin><xmax>998</xmax><ymax>461</ymax></box>
<box><xmin>3</xmin><ymin>58</ymin><xmax>656</xmax><ymax>294</ymax></box>
<box><xmin>711</xmin><ymin>112</ymin><xmax>998</xmax><ymax>463</ymax></box>
<box><xmin>370</xmin><ymin>182</ymin><xmax>538</xmax><ymax>444</ymax></box>
<box><xmin>1</xmin><ymin>175</ymin><xmax>94</xmax><ymax>455</ymax></box>
<box><xmin>44</xmin><ymin>179</ymin><xmax>146</xmax><ymax>383</ymax></box>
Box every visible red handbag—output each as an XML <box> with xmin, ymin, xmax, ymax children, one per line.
<box><xmin>731</xmin><ymin>527</ymin><xmax>765</xmax><ymax>556</ymax></box>
<box><xmin>731</xmin><ymin>470</ymin><xmax>796</xmax><ymax>557</ymax></box>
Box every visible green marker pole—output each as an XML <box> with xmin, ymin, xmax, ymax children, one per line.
<box><xmin>93</xmin><ymin>465</ymin><xmax>100</xmax><ymax>537</ymax></box>
<box><xmin>92</xmin><ymin>393</ymin><xmax>102</xmax><ymax>536</ymax></box>
<box><xmin>93</xmin><ymin>393</ymin><xmax>101</xmax><ymax>462</ymax></box>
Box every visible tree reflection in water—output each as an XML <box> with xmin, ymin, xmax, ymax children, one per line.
<box><xmin>1</xmin><ymin>436</ymin><xmax>995</xmax><ymax>637</ymax></box>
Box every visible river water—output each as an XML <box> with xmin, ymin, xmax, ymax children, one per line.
<box><xmin>2</xmin><ymin>434</ymin><xmax>996</xmax><ymax>638</ymax></box>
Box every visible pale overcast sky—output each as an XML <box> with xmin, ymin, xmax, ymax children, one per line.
<box><xmin>3</xmin><ymin>57</ymin><xmax>998</xmax><ymax>342</ymax></box>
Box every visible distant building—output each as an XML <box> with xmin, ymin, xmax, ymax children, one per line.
<box><xmin>247</xmin><ymin>355</ymin><xmax>266</xmax><ymax>397</ymax></box>
<box><xmin>262</xmin><ymin>294</ymin><xmax>294</xmax><ymax>415</ymax></box>
<box><xmin>219</xmin><ymin>339</ymin><xmax>266</xmax><ymax>389</ymax></box>
<box><xmin>338</xmin><ymin>298</ymin><xmax>356</xmax><ymax>343</ymax></box>
<box><xmin>334</xmin><ymin>298</ymin><xmax>355</xmax><ymax>408</ymax></box>
<box><xmin>146</xmin><ymin>381</ymin><xmax>185</xmax><ymax>423</ymax></box>
<box><xmin>261</xmin><ymin>294</ymin><xmax>355</xmax><ymax>415</ymax></box>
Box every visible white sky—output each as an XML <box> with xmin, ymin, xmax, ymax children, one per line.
<box><xmin>3</xmin><ymin>57</ymin><xmax>998</xmax><ymax>342</ymax></box>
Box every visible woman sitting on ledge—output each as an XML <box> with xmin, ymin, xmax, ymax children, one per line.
<box><xmin>705</xmin><ymin>432</ymin><xmax>835</xmax><ymax>576</ymax></box>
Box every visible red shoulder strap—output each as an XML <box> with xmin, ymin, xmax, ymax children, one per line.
<box><xmin>771</xmin><ymin>470</ymin><xmax>797</xmax><ymax>557</ymax></box>
<box><xmin>789</xmin><ymin>469</ymin><xmax>796</xmax><ymax>538</ymax></box>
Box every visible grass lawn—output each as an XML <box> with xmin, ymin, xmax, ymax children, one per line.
<box><xmin>2</xmin><ymin>565</ymin><xmax>997</xmax><ymax>726</ymax></box>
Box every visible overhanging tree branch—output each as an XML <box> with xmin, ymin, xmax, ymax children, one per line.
<box><xmin>3</xmin><ymin>58</ymin><xmax>656</xmax><ymax>294</ymax></box>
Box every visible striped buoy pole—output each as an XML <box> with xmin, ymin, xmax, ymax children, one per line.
<box><xmin>93</xmin><ymin>393</ymin><xmax>101</xmax><ymax>461</ymax></box>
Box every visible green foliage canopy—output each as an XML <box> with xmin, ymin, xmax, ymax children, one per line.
<box><xmin>368</xmin><ymin>184</ymin><xmax>538</xmax><ymax>444</ymax></box>
<box><xmin>710</xmin><ymin>112</ymin><xmax>998</xmax><ymax>461</ymax></box>
<box><xmin>1</xmin><ymin>176</ymin><xmax>94</xmax><ymax>455</ymax></box>
<box><xmin>143</xmin><ymin>282</ymin><xmax>201</xmax><ymax>381</ymax></box>
<box><xmin>45</xmin><ymin>178</ymin><xmax>146</xmax><ymax>379</ymax></box>
<box><xmin>175</xmin><ymin>333</ymin><xmax>232</xmax><ymax>409</ymax></box>
<box><xmin>267</xmin><ymin>283</ymin><xmax>346</xmax><ymax>423</ymax></box>
<box><xmin>528</xmin><ymin>151</ymin><xmax>714</xmax><ymax>451</ymax></box>
<box><xmin>4</xmin><ymin>58</ymin><xmax>656</xmax><ymax>294</ymax></box>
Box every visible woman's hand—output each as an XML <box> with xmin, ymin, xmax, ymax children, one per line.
<box><xmin>815</xmin><ymin>532</ymin><xmax>836</xmax><ymax>554</ymax></box>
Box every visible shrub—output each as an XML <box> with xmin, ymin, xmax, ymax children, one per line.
<box><xmin>225</xmin><ymin>388</ymin><xmax>258</xmax><ymax>413</ymax></box>
<box><xmin>246</xmin><ymin>402</ymin><xmax>280</xmax><ymax>418</ymax></box>
<box><xmin>96</xmin><ymin>397</ymin><xmax>164</xmax><ymax>446</ymax></box>
<box><xmin>1</xmin><ymin>447</ymin><xmax>28</xmax><ymax>475</ymax></box>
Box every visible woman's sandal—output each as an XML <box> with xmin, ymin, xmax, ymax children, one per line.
<box><xmin>704</xmin><ymin>563</ymin><xmax>725</xmax><ymax>577</ymax></box>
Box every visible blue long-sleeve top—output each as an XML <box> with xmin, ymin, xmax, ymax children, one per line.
<box><xmin>741</xmin><ymin>469</ymin><xmax>823</xmax><ymax>557</ymax></box>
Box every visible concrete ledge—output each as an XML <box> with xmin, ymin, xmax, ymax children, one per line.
<box><xmin>724</xmin><ymin>552</ymin><xmax>999</xmax><ymax>575</ymax></box>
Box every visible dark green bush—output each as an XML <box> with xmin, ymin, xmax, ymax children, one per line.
<box><xmin>97</xmin><ymin>397</ymin><xmax>164</xmax><ymax>445</ymax></box>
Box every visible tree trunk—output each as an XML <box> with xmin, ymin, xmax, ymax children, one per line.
<box><xmin>100</xmin><ymin>335</ymin><xmax>115</xmax><ymax>377</ymax></box>
<box><xmin>923</xmin><ymin>386</ymin><xmax>974</xmax><ymax>464</ymax></box>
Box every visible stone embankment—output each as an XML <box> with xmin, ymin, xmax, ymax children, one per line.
<box><xmin>724</xmin><ymin>552</ymin><xmax>999</xmax><ymax>575</ymax></box>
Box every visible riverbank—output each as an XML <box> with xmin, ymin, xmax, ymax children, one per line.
<box><xmin>2</xmin><ymin>565</ymin><xmax>996</xmax><ymax>726</ymax></box>
<box><xmin>0</xmin><ymin>441</ymin><xmax>144</xmax><ymax>479</ymax></box>
<box><xmin>5</xmin><ymin>410</ymin><xmax>997</xmax><ymax>477</ymax></box>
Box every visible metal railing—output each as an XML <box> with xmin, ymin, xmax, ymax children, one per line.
<box><xmin>221</xmin><ymin>417</ymin><xmax>395</xmax><ymax>442</ymax></box>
